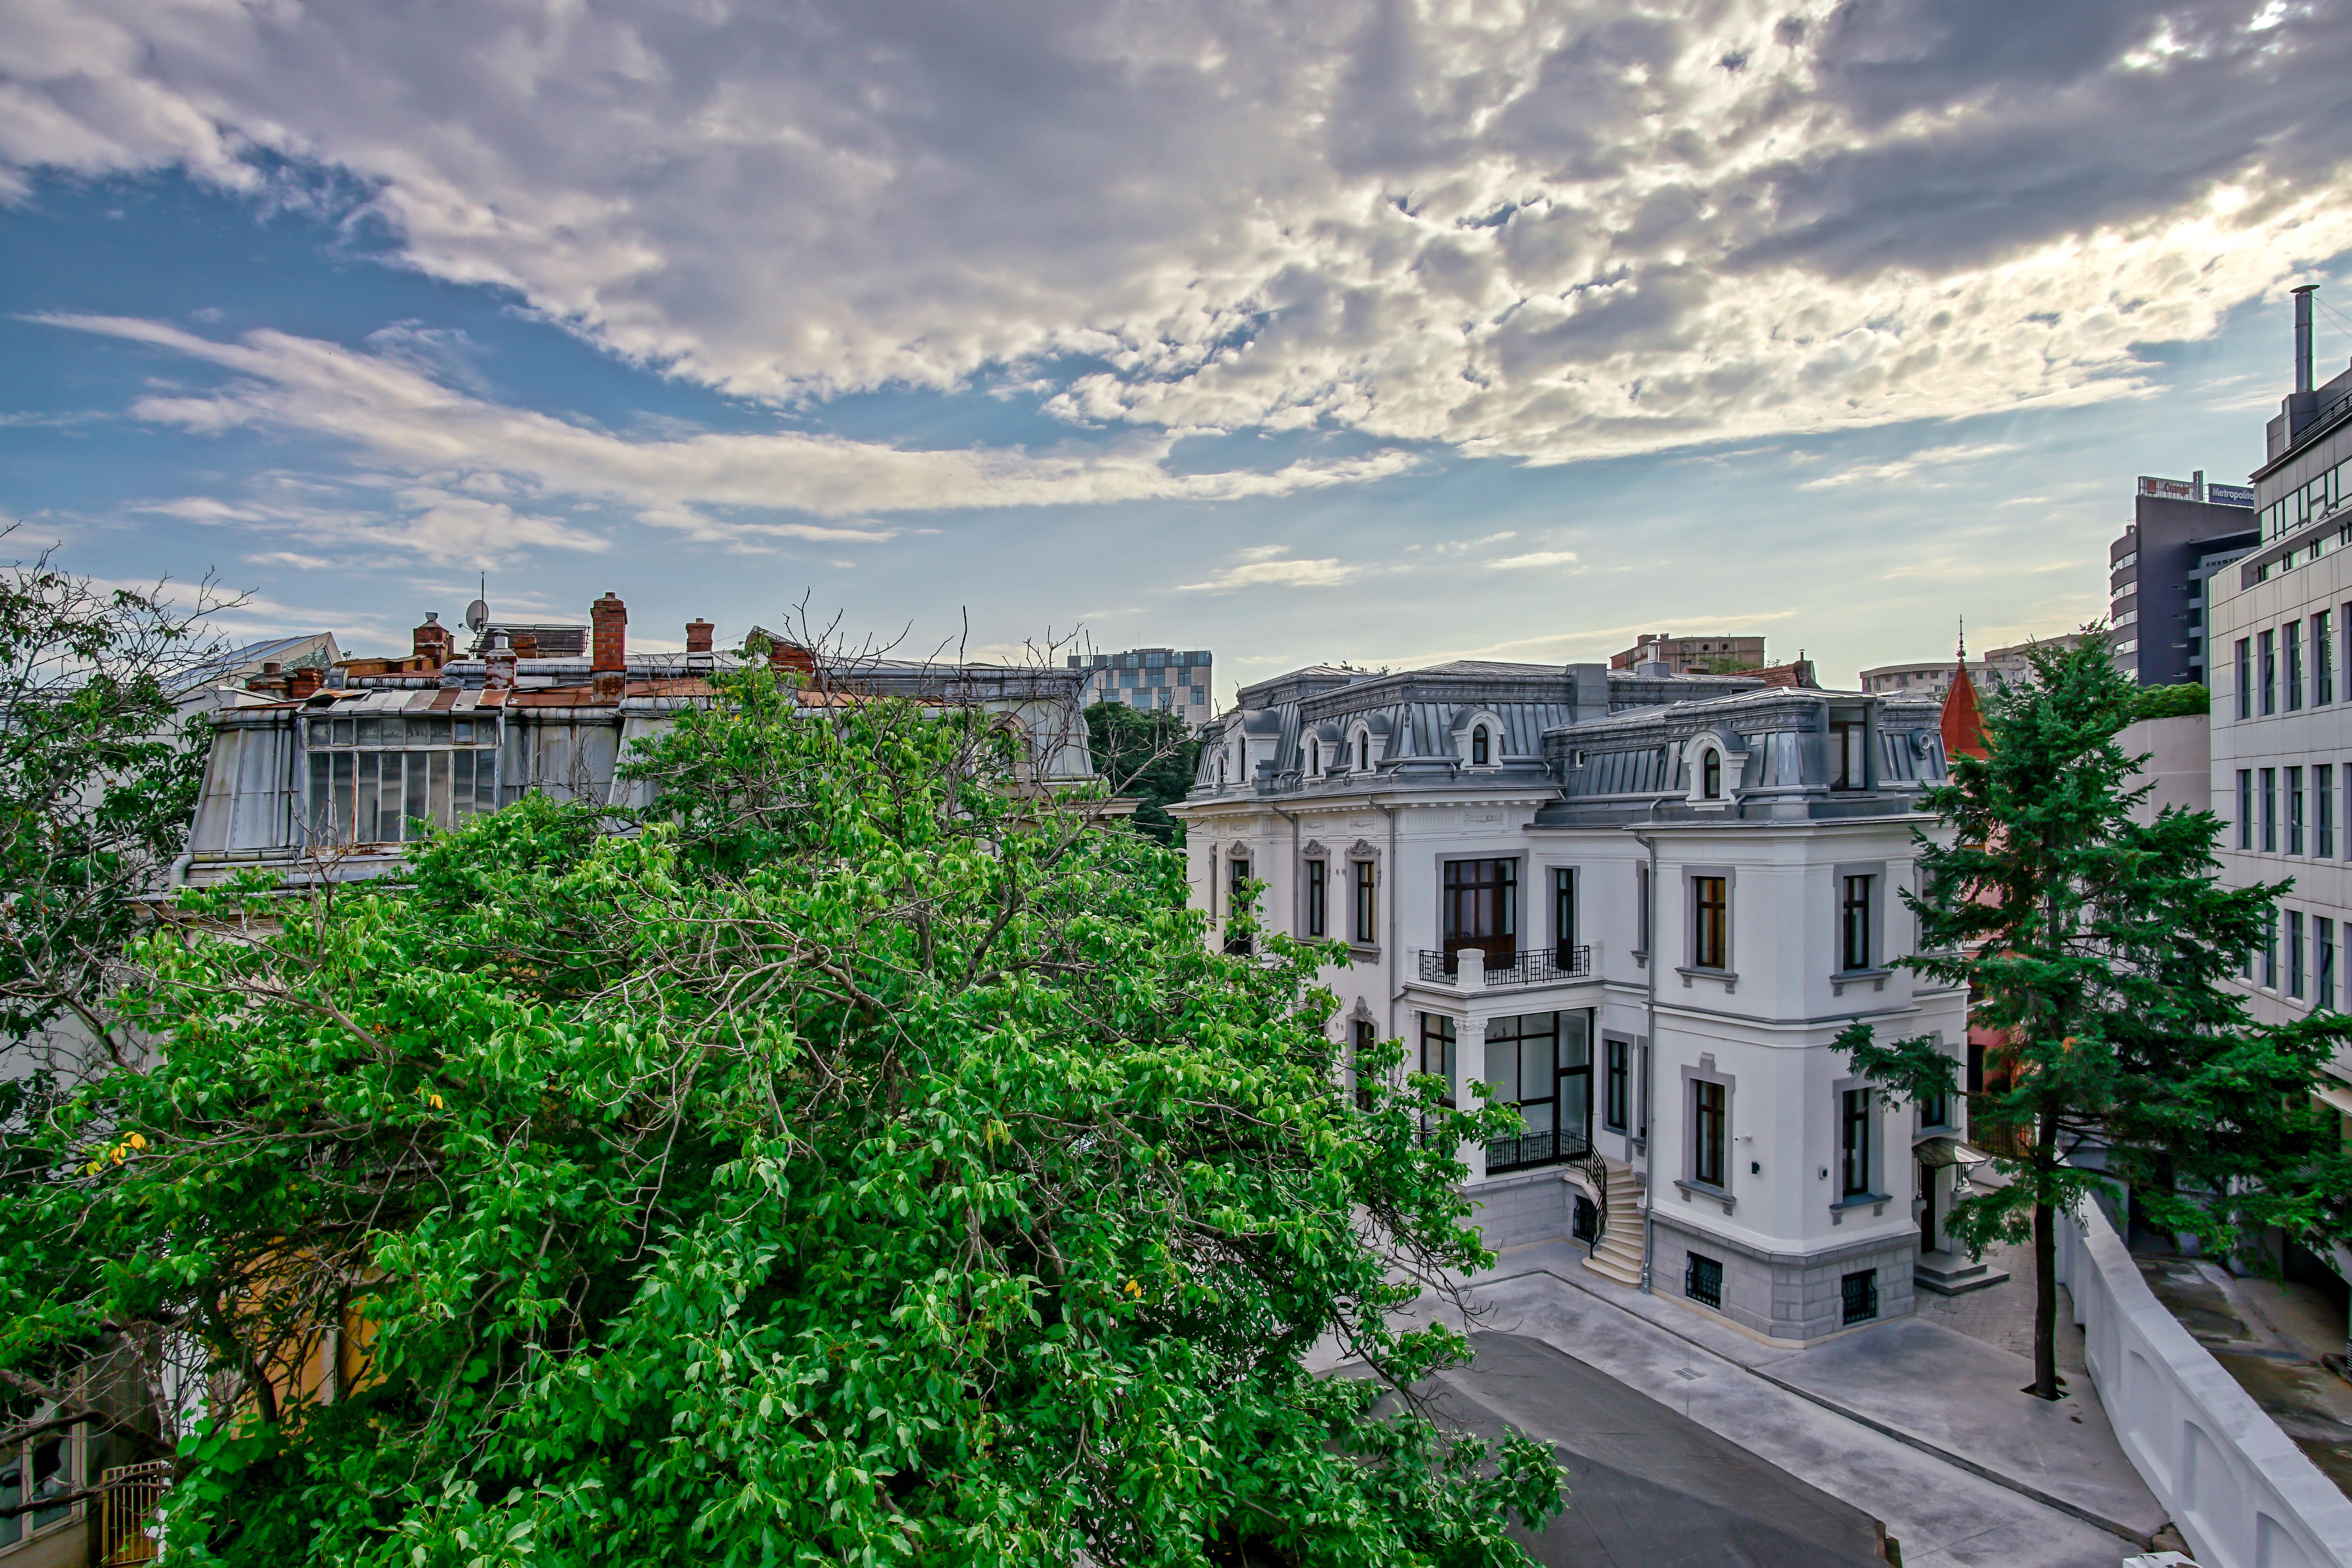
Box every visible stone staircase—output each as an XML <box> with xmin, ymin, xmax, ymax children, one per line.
<box><xmin>1578</xmin><ymin>1157</ymin><xmax>1646</xmax><ymax>1287</ymax></box>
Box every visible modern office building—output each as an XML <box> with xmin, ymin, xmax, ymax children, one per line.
<box><xmin>1067</xmin><ymin>647</ymin><xmax>1215</xmax><ymax>727</ymax></box>
<box><xmin>1609</xmin><ymin>633</ymin><xmax>1767</xmax><ymax>675</ymax></box>
<box><xmin>1175</xmin><ymin>657</ymin><xmax>1973</xmax><ymax>1342</ymax></box>
<box><xmin>2107</xmin><ymin>475</ymin><xmax>2259</xmax><ymax>688</ymax></box>
<box><xmin>2203</xmin><ymin>284</ymin><xmax>2352</xmax><ymax>1302</ymax></box>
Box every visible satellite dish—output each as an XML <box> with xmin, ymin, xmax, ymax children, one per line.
<box><xmin>464</xmin><ymin>598</ymin><xmax>489</xmax><ymax>633</ymax></box>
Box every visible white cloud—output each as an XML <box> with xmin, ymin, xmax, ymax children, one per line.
<box><xmin>1797</xmin><ymin>441</ymin><xmax>2025</xmax><ymax>490</ymax></box>
<box><xmin>43</xmin><ymin>314</ymin><xmax>1418</xmax><ymax>558</ymax></box>
<box><xmin>4</xmin><ymin>0</ymin><xmax>2350</xmax><ymax>473</ymax></box>
<box><xmin>1177</xmin><ymin>546</ymin><xmax>1362</xmax><ymax>592</ymax></box>
<box><xmin>1486</xmin><ymin>549</ymin><xmax>1580</xmax><ymax>570</ymax></box>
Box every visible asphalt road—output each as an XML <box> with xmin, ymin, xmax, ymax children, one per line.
<box><xmin>1411</xmin><ymin>1330</ymin><xmax>1893</xmax><ymax>1567</ymax></box>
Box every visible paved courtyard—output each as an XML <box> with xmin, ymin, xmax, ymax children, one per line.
<box><xmin>1321</xmin><ymin>1239</ymin><xmax>2170</xmax><ymax>1568</ymax></box>
<box><xmin>1915</xmin><ymin>1238</ymin><xmax>2089</xmax><ymax>1377</ymax></box>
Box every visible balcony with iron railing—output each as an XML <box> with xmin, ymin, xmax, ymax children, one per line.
<box><xmin>1415</xmin><ymin>945</ymin><xmax>1591</xmax><ymax>987</ymax></box>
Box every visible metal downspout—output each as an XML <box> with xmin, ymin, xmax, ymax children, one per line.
<box><xmin>1633</xmin><ymin>822</ymin><xmax>1662</xmax><ymax>1295</ymax></box>
<box><xmin>1268</xmin><ymin>799</ymin><xmax>1302</xmax><ymax>938</ymax></box>
<box><xmin>1370</xmin><ymin>798</ymin><xmax>1400</xmax><ymax>1043</ymax></box>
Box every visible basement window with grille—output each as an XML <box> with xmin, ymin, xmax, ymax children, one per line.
<box><xmin>1684</xmin><ymin>1252</ymin><xmax>1723</xmax><ymax>1309</ymax></box>
<box><xmin>1841</xmin><ymin>1268</ymin><xmax>1879</xmax><ymax>1326</ymax></box>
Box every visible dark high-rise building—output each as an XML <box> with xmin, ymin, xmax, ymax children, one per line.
<box><xmin>2108</xmin><ymin>473</ymin><xmax>2257</xmax><ymax>688</ymax></box>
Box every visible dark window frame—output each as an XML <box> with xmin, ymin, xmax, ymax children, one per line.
<box><xmin>1351</xmin><ymin>858</ymin><xmax>1378</xmax><ymax>947</ymax></box>
<box><xmin>1551</xmin><ymin>866</ymin><xmax>1576</xmax><ymax>959</ymax></box>
<box><xmin>1470</xmin><ymin>724</ymin><xmax>1490</xmax><ymax>766</ymax></box>
<box><xmin>1691</xmin><ymin>876</ymin><xmax>1729</xmax><ymax>970</ymax></box>
<box><xmin>2320</xmin><ymin>917</ymin><xmax>2337</xmax><ymax>1011</ymax></box>
<box><xmin>1841</xmin><ymin>874</ymin><xmax>1873</xmax><ymax>972</ymax></box>
<box><xmin>1691</xmin><ymin>1078</ymin><xmax>1727</xmax><ymax>1188</ymax></box>
<box><xmin>1840</xmin><ymin>1087</ymin><xmax>1873</xmax><ymax>1198</ymax></box>
<box><xmin>1443</xmin><ymin>857</ymin><xmax>1519</xmax><ymax>964</ymax></box>
<box><xmin>1304</xmin><ymin>857</ymin><xmax>1327</xmax><ymax>938</ymax></box>
<box><xmin>1418</xmin><ymin>1013</ymin><xmax>1457</xmax><ymax>1106</ymax></box>
<box><xmin>2321</xmin><ymin>765</ymin><xmax>2337</xmax><ymax>858</ymax></box>
<box><xmin>2290</xmin><ymin>767</ymin><xmax>2307</xmax><ymax>855</ymax></box>
<box><xmin>2319</xmin><ymin>609</ymin><xmax>2335</xmax><ymax>705</ymax></box>
<box><xmin>1351</xmin><ymin>1018</ymin><xmax>1377</xmax><ymax>1109</ymax></box>
<box><xmin>1603</xmin><ymin>1038</ymin><xmax>1630</xmax><ymax>1133</ymax></box>
<box><xmin>1830</xmin><ymin>720</ymin><xmax>1867</xmax><ymax>791</ymax></box>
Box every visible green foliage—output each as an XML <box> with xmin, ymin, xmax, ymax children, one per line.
<box><xmin>2132</xmin><ymin>683</ymin><xmax>2210</xmax><ymax>721</ymax></box>
<box><xmin>0</xmin><ymin>550</ymin><xmax>214</xmax><ymax>1059</ymax></box>
<box><xmin>2</xmin><ymin>665</ymin><xmax>1561</xmax><ymax>1566</ymax></box>
<box><xmin>1086</xmin><ymin>700</ymin><xmax>1204</xmax><ymax>847</ymax></box>
<box><xmin>1836</xmin><ymin>634</ymin><xmax>2350</xmax><ymax>1392</ymax></box>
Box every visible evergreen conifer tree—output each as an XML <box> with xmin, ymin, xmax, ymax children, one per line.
<box><xmin>1837</xmin><ymin>635</ymin><xmax>2351</xmax><ymax>1399</ymax></box>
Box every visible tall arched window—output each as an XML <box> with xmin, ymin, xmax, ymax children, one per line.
<box><xmin>1310</xmin><ymin>739</ymin><xmax>1321</xmax><ymax>774</ymax></box>
<box><xmin>1702</xmin><ymin>748</ymin><xmax>1722</xmax><ymax>800</ymax></box>
<box><xmin>1471</xmin><ymin>725</ymin><xmax>1490</xmax><ymax>766</ymax></box>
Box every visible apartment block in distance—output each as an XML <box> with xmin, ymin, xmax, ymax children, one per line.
<box><xmin>1609</xmin><ymin>632</ymin><xmax>1766</xmax><ymax>675</ymax></box>
<box><xmin>1069</xmin><ymin>647</ymin><xmax>1214</xmax><ymax>727</ymax></box>
<box><xmin>1860</xmin><ymin>635</ymin><xmax>2090</xmax><ymax>703</ymax></box>
<box><xmin>2204</xmin><ymin>283</ymin><xmax>2352</xmax><ymax>1302</ymax></box>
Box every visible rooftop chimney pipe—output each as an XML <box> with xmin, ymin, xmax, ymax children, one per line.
<box><xmin>484</xmin><ymin>631</ymin><xmax>516</xmax><ymax>691</ymax></box>
<box><xmin>685</xmin><ymin>617</ymin><xmax>714</xmax><ymax>654</ymax></box>
<box><xmin>2294</xmin><ymin>285</ymin><xmax>2318</xmax><ymax>395</ymax></box>
<box><xmin>591</xmin><ymin>592</ymin><xmax>627</xmax><ymax>700</ymax></box>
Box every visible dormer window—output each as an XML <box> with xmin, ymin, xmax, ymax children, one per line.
<box><xmin>1310</xmin><ymin>739</ymin><xmax>1322</xmax><ymax>775</ymax></box>
<box><xmin>1702</xmin><ymin>748</ymin><xmax>1722</xmax><ymax>800</ymax></box>
<box><xmin>1471</xmin><ymin>725</ymin><xmax>1490</xmax><ymax>766</ymax></box>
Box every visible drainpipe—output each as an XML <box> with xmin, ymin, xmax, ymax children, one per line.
<box><xmin>1268</xmin><ymin>798</ymin><xmax>1302</xmax><ymax>938</ymax></box>
<box><xmin>1632</xmin><ymin>816</ymin><xmax>1663</xmax><ymax>1294</ymax></box>
<box><xmin>1370</xmin><ymin>797</ymin><xmax>1401</xmax><ymax>1042</ymax></box>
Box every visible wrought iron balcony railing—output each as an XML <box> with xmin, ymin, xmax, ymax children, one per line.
<box><xmin>1485</xmin><ymin>1126</ymin><xmax>1593</xmax><ymax>1175</ymax></box>
<box><xmin>1415</xmin><ymin>945</ymin><xmax>1591</xmax><ymax>987</ymax></box>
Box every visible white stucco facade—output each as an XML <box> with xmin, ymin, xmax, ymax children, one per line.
<box><xmin>1175</xmin><ymin>660</ymin><xmax>1971</xmax><ymax>1344</ymax></box>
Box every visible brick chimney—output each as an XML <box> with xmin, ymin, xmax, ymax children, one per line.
<box><xmin>511</xmin><ymin>631</ymin><xmax>539</xmax><ymax>660</ymax></box>
<box><xmin>685</xmin><ymin>617</ymin><xmax>714</xmax><ymax>654</ymax></box>
<box><xmin>591</xmin><ymin>592</ymin><xmax>627</xmax><ymax>700</ymax></box>
<box><xmin>768</xmin><ymin>639</ymin><xmax>816</xmax><ymax>678</ymax></box>
<box><xmin>287</xmin><ymin>666</ymin><xmax>324</xmax><ymax>700</ymax></box>
<box><xmin>484</xmin><ymin>631</ymin><xmax>516</xmax><ymax>691</ymax></box>
<box><xmin>413</xmin><ymin>611</ymin><xmax>452</xmax><ymax>669</ymax></box>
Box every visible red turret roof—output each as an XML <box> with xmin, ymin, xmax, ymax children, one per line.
<box><xmin>1941</xmin><ymin>659</ymin><xmax>1989</xmax><ymax>760</ymax></box>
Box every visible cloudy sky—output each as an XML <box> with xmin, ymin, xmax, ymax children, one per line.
<box><xmin>5</xmin><ymin>0</ymin><xmax>2352</xmax><ymax>689</ymax></box>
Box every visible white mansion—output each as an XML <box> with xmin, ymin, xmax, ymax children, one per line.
<box><xmin>1175</xmin><ymin>658</ymin><xmax>1977</xmax><ymax>1343</ymax></box>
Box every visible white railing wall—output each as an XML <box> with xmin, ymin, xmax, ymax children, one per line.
<box><xmin>2054</xmin><ymin>1198</ymin><xmax>2352</xmax><ymax>1568</ymax></box>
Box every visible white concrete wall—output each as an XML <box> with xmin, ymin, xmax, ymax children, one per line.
<box><xmin>2055</xmin><ymin>1196</ymin><xmax>2352</xmax><ymax>1568</ymax></box>
<box><xmin>2119</xmin><ymin>712</ymin><xmax>2211</xmax><ymax>821</ymax></box>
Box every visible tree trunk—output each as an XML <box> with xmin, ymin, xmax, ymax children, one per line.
<box><xmin>2033</xmin><ymin>1169</ymin><xmax>2060</xmax><ymax>1401</ymax></box>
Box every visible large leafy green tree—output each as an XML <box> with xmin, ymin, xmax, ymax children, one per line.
<box><xmin>1838</xmin><ymin>635</ymin><xmax>2350</xmax><ymax>1399</ymax></box>
<box><xmin>1</xmin><ymin>663</ymin><xmax>1559</xmax><ymax>1565</ymax></box>
<box><xmin>0</xmin><ymin>545</ymin><xmax>221</xmax><ymax>1070</ymax></box>
<box><xmin>1086</xmin><ymin>700</ymin><xmax>1203</xmax><ymax>847</ymax></box>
